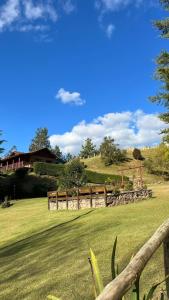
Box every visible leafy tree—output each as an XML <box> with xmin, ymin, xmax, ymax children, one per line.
<box><xmin>0</xmin><ymin>130</ymin><xmax>5</xmax><ymax>156</ymax></box>
<box><xmin>133</xmin><ymin>148</ymin><xmax>144</xmax><ymax>160</ymax></box>
<box><xmin>59</xmin><ymin>158</ymin><xmax>87</xmax><ymax>189</ymax></box>
<box><xmin>144</xmin><ymin>143</ymin><xmax>169</xmax><ymax>176</ymax></box>
<box><xmin>150</xmin><ymin>0</ymin><xmax>169</xmax><ymax>142</ymax></box>
<box><xmin>80</xmin><ymin>138</ymin><xmax>97</xmax><ymax>158</ymax></box>
<box><xmin>29</xmin><ymin>128</ymin><xmax>51</xmax><ymax>152</ymax></box>
<box><xmin>100</xmin><ymin>136</ymin><xmax>126</xmax><ymax>166</ymax></box>
<box><xmin>52</xmin><ymin>145</ymin><xmax>64</xmax><ymax>163</ymax></box>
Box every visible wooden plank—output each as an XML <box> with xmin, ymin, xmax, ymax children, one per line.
<box><xmin>96</xmin><ymin>219</ymin><xmax>169</xmax><ymax>300</ymax></box>
<box><xmin>163</xmin><ymin>236</ymin><xmax>169</xmax><ymax>298</ymax></box>
<box><xmin>104</xmin><ymin>185</ymin><xmax>107</xmax><ymax>207</ymax></box>
<box><xmin>56</xmin><ymin>192</ymin><xmax>58</xmax><ymax>210</ymax></box>
<box><xmin>90</xmin><ymin>187</ymin><xmax>93</xmax><ymax>208</ymax></box>
<box><xmin>66</xmin><ymin>190</ymin><xmax>68</xmax><ymax>210</ymax></box>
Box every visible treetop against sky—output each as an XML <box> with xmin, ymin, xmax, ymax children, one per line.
<box><xmin>0</xmin><ymin>0</ymin><xmax>169</xmax><ymax>154</ymax></box>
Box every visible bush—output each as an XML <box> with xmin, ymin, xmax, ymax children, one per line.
<box><xmin>85</xmin><ymin>170</ymin><xmax>129</xmax><ymax>184</ymax></box>
<box><xmin>8</xmin><ymin>173</ymin><xmax>57</xmax><ymax>199</ymax></box>
<box><xmin>33</xmin><ymin>162</ymin><xmax>64</xmax><ymax>177</ymax></box>
<box><xmin>59</xmin><ymin>158</ymin><xmax>87</xmax><ymax>189</ymax></box>
<box><xmin>0</xmin><ymin>175</ymin><xmax>10</xmax><ymax>202</ymax></box>
<box><xmin>1</xmin><ymin>196</ymin><xmax>11</xmax><ymax>208</ymax></box>
<box><xmin>133</xmin><ymin>148</ymin><xmax>144</xmax><ymax>160</ymax></box>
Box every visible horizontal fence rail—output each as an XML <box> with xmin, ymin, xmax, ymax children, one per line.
<box><xmin>96</xmin><ymin>219</ymin><xmax>169</xmax><ymax>300</ymax></box>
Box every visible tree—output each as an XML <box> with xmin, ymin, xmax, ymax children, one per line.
<box><xmin>133</xmin><ymin>148</ymin><xmax>144</xmax><ymax>160</ymax></box>
<box><xmin>100</xmin><ymin>136</ymin><xmax>126</xmax><ymax>166</ymax></box>
<box><xmin>150</xmin><ymin>0</ymin><xmax>169</xmax><ymax>142</ymax></box>
<box><xmin>64</xmin><ymin>152</ymin><xmax>75</xmax><ymax>162</ymax></box>
<box><xmin>59</xmin><ymin>158</ymin><xmax>87</xmax><ymax>189</ymax></box>
<box><xmin>80</xmin><ymin>138</ymin><xmax>97</xmax><ymax>158</ymax></box>
<box><xmin>52</xmin><ymin>145</ymin><xmax>64</xmax><ymax>163</ymax></box>
<box><xmin>6</xmin><ymin>145</ymin><xmax>17</xmax><ymax>157</ymax></box>
<box><xmin>144</xmin><ymin>143</ymin><xmax>169</xmax><ymax>176</ymax></box>
<box><xmin>0</xmin><ymin>130</ymin><xmax>5</xmax><ymax>156</ymax></box>
<box><xmin>29</xmin><ymin>128</ymin><xmax>51</xmax><ymax>152</ymax></box>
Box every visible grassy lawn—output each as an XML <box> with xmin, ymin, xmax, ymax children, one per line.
<box><xmin>0</xmin><ymin>183</ymin><xmax>169</xmax><ymax>299</ymax></box>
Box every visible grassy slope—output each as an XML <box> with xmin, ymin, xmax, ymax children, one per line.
<box><xmin>0</xmin><ymin>183</ymin><xmax>169</xmax><ymax>299</ymax></box>
<box><xmin>82</xmin><ymin>148</ymin><xmax>163</xmax><ymax>184</ymax></box>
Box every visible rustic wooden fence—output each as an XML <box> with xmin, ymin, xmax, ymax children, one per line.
<box><xmin>96</xmin><ymin>219</ymin><xmax>169</xmax><ymax>300</ymax></box>
<box><xmin>48</xmin><ymin>185</ymin><xmax>114</xmax><ymax>210</ymax></box>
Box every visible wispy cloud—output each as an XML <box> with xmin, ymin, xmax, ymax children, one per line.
<box><xmin>62</xmin><ymin>0</ymin><xmax>76</xmax><ymax>14</ymax></box>
<box><xmin>96</xmin><ymin>0</ymin><xmax>144</xmax><ymax>12</ymax></box>
<box><xmin>106</xmin><ymin>23</ymin><xmax>115</xmax><ymax>38</ymax></box>
<box><xmin>50</xmin><ymin>110</ymin><xmax>167</xmax><ymax>154</ymax></box>
<box><xmin>56</xmin><ymin>88</ymin><xmax>86</xmax><ymax>106</ymax></box>
<box><xmin>0</xmin><ymin>0</ymin><xmax>75</xmax><ymax>34</ymax></box>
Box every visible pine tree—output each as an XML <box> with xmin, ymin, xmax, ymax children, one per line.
<box><xmin>52</xmin><ymin>145</ymin><xmax>63</xmax><ymax>163</ymax></box>
<box><xmin>29</xmin><ymin>128</ymin><xmax>51</xmax><ymax>152</ymax></box>
<box><xmin>100</xmin><ymin>136</ymin><xmax>126</xmax><ymax>166</ymax></box>
<box><xmin>150</xmin><ymin>0</ymin><xmax>169</xmax><ymax>142</ymax></box>
<box><xmin>80</xmin><ymin>138</ymin><xmax>97</xmax><ymax>158</ymax></box>
<box><xmin>0</xmin><ymin>131</ymin><xmax>5</xmax><ymax>156</ymax></box>
<box><xmin>6</xmin><ymin>145</ymin><xmax>17</xmax><ymax>157</ymax></box>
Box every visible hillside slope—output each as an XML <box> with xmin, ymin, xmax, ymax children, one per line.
<box><xmin>0</xmin><ymin>183</ymin><xmax>169</xmax><ymax>299</ymax></box>
<box><xmin>82</xmin><ymin>148</ymin><xmax>163</xmax><ymax>184</ymax></box>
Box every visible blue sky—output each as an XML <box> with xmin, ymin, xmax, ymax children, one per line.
<box><xmin>0</xmin><ymin>0</ymin><xmax>169</xmax><ymax>154</ymax></box>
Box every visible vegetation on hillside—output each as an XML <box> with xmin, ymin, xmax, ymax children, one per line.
<box><xmin>80</xmin><ymin>138</ymin><xmax>98</xmax><ymax>159</ymax></box>
<box><xmin>100</xmin><ymin>137</ymin><xmax>127</xmax><ymax>166</ymax></box>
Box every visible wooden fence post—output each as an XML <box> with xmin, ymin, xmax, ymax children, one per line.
<box><xmin>90</xmin><ymin>187</ymin><xmax>93</xmax><ymax>208</ymax></box>
<box><xmin>104</xmin><ymin>185</ymin><xmax>107</xmax><ymax>207</ymax></box>
<box><xmin>77</xmin><ymin>188</ymin><xmax>80</xmax><ymax>210</ymax></box>
<box><xmin>56</xmin><ymin>192</ymin><xmax>58</xmax><ymax>210</ymax></box>
<box><xmin>163</xmin><ymin>235</ymin><xmax>169</xmax><ymax>298</ymax></box>
<box><xmin>66</xmin><ymin>190</ymin><xmax>68</xmax><ymax>210</ymax></box>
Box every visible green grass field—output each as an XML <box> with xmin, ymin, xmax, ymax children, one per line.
<box><xmin>0</xmin><ymin>183</ymin><xmax>169</xmax><ymax>300</ymax></box>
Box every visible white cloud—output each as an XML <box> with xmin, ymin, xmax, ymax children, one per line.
<box><xmin>49</xmin><ymin>110</ymin><xmax>168</xmax><ymax>154</ymax></box>
<box><xmin>106</xmin><ymin>23</ymin><xmax>115</xmax><ymax>38</ymax></box>
<box><xmin>56</xmin><ymin>88</ymin><xmax>86</xmax><ymax>106</ymax></box>
<box><xmin>0</xmin><ymin>0</ymin><xmax>20</xmax><ymax>31</ymax></box>
<box><xmin>0</xmin><ymin>0</ymin><xmax>73</xmax><ymax>34</ymax></box>
<box><xmin>96</xmin><ymin>0</ymin><xmax>143</xmax><ymax>12</ymax></box>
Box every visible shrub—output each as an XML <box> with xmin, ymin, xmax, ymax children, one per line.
<box><xmin>0</xmin><ymin>175</ymin><xmax>10</xmax><ymax>202</ymax></box>
<box><xmin>59</xmin><ymin>158</ymin><xmax>87</xmax><ymax>189</ymax></box>
<box><xmin>1</xmin><ymin>196</ymin><xmax>11</xmax><ymax>208</ymax></box>
<box><xmin>33</xmin><ymin>162</ymin><xmax>64</xmax><ymax>177</ymax></box>
<box><xmin>85</xmin><ymin>170</ymin><xmax>128</xmax><ymax>184</ymax></box>
<box><xmin>133</xmin><ymin>148</ymin><xmax>144</xmax><ymax>160</ymax></box>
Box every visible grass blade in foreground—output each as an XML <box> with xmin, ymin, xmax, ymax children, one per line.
<box><xmin>90</xmin><ymin>248</ymin><xmax>104</xmax><ymax>295</ymax></box>
<box><xmin>111</xmin><ymin>236</ymin><xmax>117</xmax><ymax>280</ymax></box>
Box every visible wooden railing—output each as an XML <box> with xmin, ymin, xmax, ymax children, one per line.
<box><xmin>48</xmin><ymin>185</ymin><xmax>116</xmax><ymax>210</ymax></box>
<box><xmin>96</xmin><ymin>219</ymin><xmax>169</xmax><ymax>300</ymax></box>
<box><xmin>0</xmin><ymin>162</ymin><xmax>32</xmax><ymax>171</ymax></box>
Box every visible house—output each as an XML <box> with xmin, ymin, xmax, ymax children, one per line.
<box><xmin>0</xmin><ymin>148</ymin><xmax>56</xmax><ymax>172</ymax></box>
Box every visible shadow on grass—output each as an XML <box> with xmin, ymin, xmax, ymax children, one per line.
<box><xmin>0</xmin><ymin>209</ymin><xmax>96</xmax><ymax>300</ymax></box>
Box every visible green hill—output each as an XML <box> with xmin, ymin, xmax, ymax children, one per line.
<box><xmin>0</xmin><ymin>183</ymin><xmax>169</xmax><ymax>299</ymax></box>
<box><xmin>81</xmin><ymin>147</ymin><xmax>164</xmax><ymax>184</ymax></box>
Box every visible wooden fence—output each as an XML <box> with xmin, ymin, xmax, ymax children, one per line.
<box><xmin>48</xmin><ymin>185</ymin><xmax>114</xmax><ymax>210</ymax></box>
<box><xmin>96</xmin><ymin>219</ymin><xmax>169</xmax><ymax>300</ymax></box>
